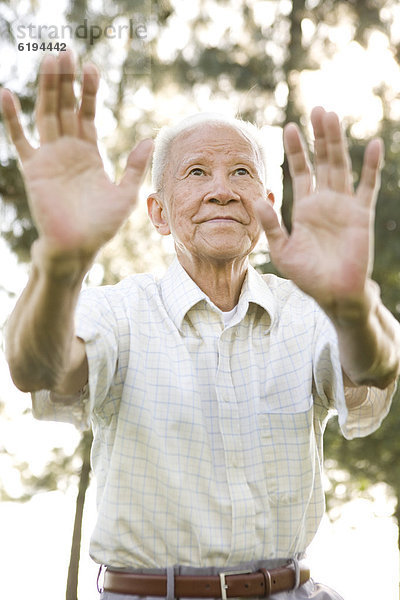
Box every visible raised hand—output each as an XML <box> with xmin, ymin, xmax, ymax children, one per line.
<box><xmin>1</xmin><ymin>50</ymin><xmax>153</xmax><ymax>263</ymax></box>
<box><xmin>256</xmin><ymin>106</ymin><xmax>383</xmax><ymax>314</ymax></box>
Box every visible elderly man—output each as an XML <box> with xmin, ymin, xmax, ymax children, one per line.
<box><xmin>3</xmin><ymin>51</ymin><xmax>400</xmax><ymax>600</ymax></box>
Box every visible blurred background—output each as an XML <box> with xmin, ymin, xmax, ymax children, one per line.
<box><xmin>1</xmin><ymin>0</ymin><xmax>400</xmax><ymax>598</ymax></box>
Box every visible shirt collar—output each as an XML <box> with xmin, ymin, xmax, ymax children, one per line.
<box><xmin>160</xmin><ymin>257</ymin><xmax>276</xmax><ymax>332</ymax></box>
<box><xmin>160</xmin><ymin>259</ymin><xmax>209</xmax><ymax>331</ymax></box>
<box><xmin>238</xmin><ymin>263</ymin><xmax>276</xmax><ymax>330</ymax></box>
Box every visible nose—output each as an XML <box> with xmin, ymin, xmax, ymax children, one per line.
<box><xmin>204</xmin><ymin>173</ymin><xmax>240</xmax><ymax>204</ymax></box>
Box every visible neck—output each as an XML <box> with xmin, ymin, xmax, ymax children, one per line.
<box><xmin>176</xmin><ymin>252</ymin><xmax>249</xmax><ymax>311</ymax></box>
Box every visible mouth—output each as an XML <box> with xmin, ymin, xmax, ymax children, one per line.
<box><xmin>204</xmin><ymin>217</ymin><xmax>241</xmax><ymax>223</ymax></box>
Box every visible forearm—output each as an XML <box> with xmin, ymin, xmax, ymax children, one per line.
<box><xmin>5</xmin><ymin>241</ymin><xmax>92</xmax><ymax>393</ymax></box>
<box><xmin>326</xmin><ymin>280</ymin><xmax>400</xmax><ymax>390</ymax></box>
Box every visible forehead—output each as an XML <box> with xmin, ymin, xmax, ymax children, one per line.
<box><xmin>169</xmin><ymin>123</ymin><xmax>259</xmax><ymax>167</ymax></box>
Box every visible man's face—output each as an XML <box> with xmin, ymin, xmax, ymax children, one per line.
<box><xmin>153</xmin><ymin>123</ymin><xmax>269</xmax><ymax>264</ymax></box>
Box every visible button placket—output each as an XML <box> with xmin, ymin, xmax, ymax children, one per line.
<box><xmin>216</xmin><ymin>328</ymin><xmax>256</xmax><ymax>563</ymax></box>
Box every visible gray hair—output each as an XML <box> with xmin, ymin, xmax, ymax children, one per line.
<box><xmin>151</xmin><ymin>112</ymin><xmax>269</xmax><ymax>193</ymax></box>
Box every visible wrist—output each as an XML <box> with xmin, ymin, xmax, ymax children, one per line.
<box><xmin>322</xmin><ymin>280</ymin><xmax>380</xmax><ymax>328</ymax></box>
<box><xmin>31</xmin><ymin>239</ymin><xmax>95</xmax><ymax>284</ymax></box>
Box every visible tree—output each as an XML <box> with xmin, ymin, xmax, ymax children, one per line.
<box><xmin>66</xmin><ymin>430</ymin><xmax>93</xmax><ymax>600</ymax></box>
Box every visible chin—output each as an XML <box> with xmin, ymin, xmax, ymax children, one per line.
<box><xmin>177</xmin><ymin>233</ymin><xmax>254</xmax><ymax>263</ymax></box>
<box><xmin>201</xmin><ymin>242</ymin><xmax>251</xmax><ymax>262</ymax></box>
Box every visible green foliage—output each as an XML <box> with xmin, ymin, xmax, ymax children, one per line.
<box><xmin>0</xmin><ymin>434</ymin><xmax>82</xmax><ymax>503</ymax></box>
<box><xmin>0</xmin><ymin>158</ymin><xmax>38</xmax><ymax>262</ymax></box>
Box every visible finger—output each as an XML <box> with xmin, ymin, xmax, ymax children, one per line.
<box><xmin>311</xmin><ymin>106</ymin><xmax>329</xmax><ymax>189</ymax></box>
<box><xmin>356</xmin><ymin>138</ymin><xmax>383</xmax><ymax>209</ymax></box>
<box><xmin>323</xmin><ymin>111</ymin><xmax>353</xmax><ymax>193</ymax></box>
<box><xmin>254</xmin><ymin>196</ymin><xmax>289</xmax><ymax>258</ymax></box>
<box><xmin>58</xmin><ymin>49</ymin><xmax>78</xmax><ymax>137</ymax></box>
<box><xmin>1</xmin><ymin>88</ymin><xmax>35</xmax><ymax>162</ymax></box>
<box><xmin>283</xmin><ymin>123</ymin><xmax>313</xmax><ymax>201</ymax></box>
<box><xmin>119</xmin><ymin>138</ymin><xmax>154</xmax><ymax>197</ymax></box>
<box><xmin>35</xmin><ymin>53</ymin><xmax>60</xmax><ymax>142</ymax></box>
<box><xmin>78</xmin><ymin>62</ymin><xmax>100</xmax><ymax>144</ymax></box>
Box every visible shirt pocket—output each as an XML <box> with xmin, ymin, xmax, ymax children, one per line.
<box><xmin>258</xmin><ymin>407</ymin><xmax>316</xmax><ymax>502</ymax></box>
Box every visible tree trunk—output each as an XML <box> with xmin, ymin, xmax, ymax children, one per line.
<box><xmin>394</xmin><ymin>505</ymin><xmax>400</xmax><ymax>600</ymax></box>
<box><xmin>66</xmin><ymin>429</ymin><xmax>93</xmax><ymax>600</ymax></box>
<box><xmin>281</xmin><ymin>0</ymin><xmax>306</xmax><ymax>233</ymax></box>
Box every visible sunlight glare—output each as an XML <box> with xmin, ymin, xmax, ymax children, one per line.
<box><xmin>301</xmin><ymin>33</ymin><xmax>400</xmax><ymax>137</ymax></box>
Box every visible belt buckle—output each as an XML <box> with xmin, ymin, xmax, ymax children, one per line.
<box><xmin>219</xmin><ymin>569</ymin><xmax>252</xmax><ymax>600</ymax></box>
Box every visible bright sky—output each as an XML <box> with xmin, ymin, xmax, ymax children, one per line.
<box><xmin>1</xmin><ymin>1</ymin><xmax>400</xmax><ymax>599</ymax></box>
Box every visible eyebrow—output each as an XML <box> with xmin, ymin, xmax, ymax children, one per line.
<box><xmin>179</xmin><ymin>152</ymin><xmax>258</xmax><ymax>169</ymax></box>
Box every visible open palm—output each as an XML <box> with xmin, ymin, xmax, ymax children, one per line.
<box><xmin>1</xmin><ymin>51</ymin><xmax>153</xmax><ymax>259</ymax></box>
<box><xmin>256</xmin><ymin>107</ymin><xmax>382</xmax><ymax>313</ymax></box>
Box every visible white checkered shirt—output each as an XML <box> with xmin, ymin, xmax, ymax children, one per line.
<box><xmin>32</xmin><ymin>258</ymin><xmax>394</xmax><ymax>568</ymax></box>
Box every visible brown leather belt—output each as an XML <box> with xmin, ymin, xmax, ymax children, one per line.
<box><xmin>103</xmin><ymin>563</ymin><xmax>311</xmax><ymax>598</ymax></box>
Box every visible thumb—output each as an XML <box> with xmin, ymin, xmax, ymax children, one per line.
<box><xmin>119</xmin><ymin>138</ymin><xmax>154</xmax><ymax>192</ymax></box>
<box><xmin>254</xmin><ymin>197</ymin><xmax>288</xmax><ymax>256</ymax></box>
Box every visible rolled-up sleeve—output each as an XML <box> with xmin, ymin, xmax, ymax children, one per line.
<box><xmin>340</xmin><ymin>382</ymin><xmax>396</xmax><ymax>439</ymax></box>
<box><xmin>312</xmin><ymin>307</ymin><xmax>396</xmax><ymax>440</ymax></box>
<box><xmin>32</xmin><ymin>386</ymin><xmax>91</xmax><ymax>431</ymax></box>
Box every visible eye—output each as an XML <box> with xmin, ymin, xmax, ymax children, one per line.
<box><xmin>234</xmin><ymin>167</ymin><xmax>250</xmax><ymax>176</ymax></box>
<box><xmin>188</xmin><ymin>167</ymin><xmax>206</xmax><ymax>176</ymax></box>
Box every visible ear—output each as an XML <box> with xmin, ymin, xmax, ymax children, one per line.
<box><xmin>147</xmin><ymin>193</ymin><xmax>171</xmax><ymax>236</ymax></box>
<box><xmin>267</xmin><ymin>190</ymin><xmax>275</xmax><ymax>205</ymax></box>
